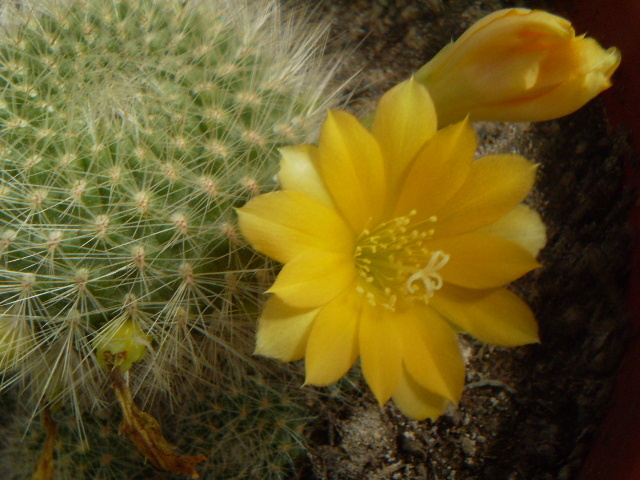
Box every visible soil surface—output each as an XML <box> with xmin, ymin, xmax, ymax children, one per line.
<box><xmin>294</xmin><ymin>1</ymin><xmax>635</xmax><ymax>479</ymax></box>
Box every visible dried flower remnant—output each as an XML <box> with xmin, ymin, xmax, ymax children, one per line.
<box><xmin>95</xmin><ymin>323</ymin><xmax>206</xmax><ymax>478</ymax></box>
<box><xmin>110</xmin><ymin>369</ymin><xmax>207</xmax><ymax>479</ymax></box>
<box><xmin>238</xmin><ymin>78</ymin><xmax>546</xmax><ymax>420</ymax></box>
<box><xmin>415</xmin><ymin>8</ymin><xmax>621</xmax><ymax>126</ymax></box>
<box><xmin>30</xmin><ymin>408</ymin><xmax>57</xmax><ymax>480</ymax></box>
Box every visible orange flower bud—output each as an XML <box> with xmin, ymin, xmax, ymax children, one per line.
<box><xmin>415</xmin><ymin>8</ymin><xmax>621</xmax><ymax>126</ymax></box>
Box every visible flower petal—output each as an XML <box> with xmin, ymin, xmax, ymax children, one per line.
<box><xmin>359</xmin><ymin>304</ymin><xmax>403</xmax><ymax>405</ymax></box>
<box><xmin>371</xmin><ymin>78</ymin><xmax>437</xmax><ymax>190</ymax></box>
<box><xmin>278</xmin><ymin>145</ymin><xmax>334</xmax><ymax>207</ymax></box>
<box><xmin>317</xmin><ymin>110</ymin><xmax>386</xmax><ymax>232</ymax></box>
<box><xmin>268</xmin><ymin>252</ymin><xmax>356</xmax><ymax>308</ymax></box>
<box><xmin>478</xmin><ymin>204</ymin><xmax>546</xmax><ymax>256</ymax></box>
<box><xmin>393</xmin><ymin>118</ymin><xmax>475</xmax><ymax>220</ymax></box>
<box><xmin>434</xmin><ymin>154</ymin><xmax>538</xmax><ymax>237</ymax></box>
<box><xmin>397</xmin><ymin>306</ymin><xmax>465</xmax><ymax>402</ymax></box>
<box><xmin>431</xmin><ymin>284</ymin><xmax>539</xmax><ymax>346</ymax></box>
<box><xmin>492</xmin><ymin>37</ymin><xmax>621</xmax><ymax>122</ymax></box>
<box><xmin>428</xmin><ymin>231</ymin><xmax>540</xmax><ymax>289</ymax></box>
<box><xmin>305</xmin><ymin>289</ymin><xmax>361</xmax><ymax>386</ymax></box>
<box><xmin>255</xmin><ymin>297</ymin><xmax>319</xmax><ymax>362</ymax></box>
<box><xmin>237</xmin><ymin>190</ymin><xmax>354</xmax><ymax>263</ymax></box>
<box><xmin>393</xmin><ymin>368</ymin><xmax>450</xmax><ymax>420</ymax></box>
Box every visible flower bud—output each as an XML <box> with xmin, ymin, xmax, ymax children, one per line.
<box><xmin>414</xmin><ymin>8</ymin><xmax>621</xmax><ymax>126</ymax></box>
<box><xmin>93</xmin><ymin>319</ymin><xmax>150</xmax><ymax>371</ymax></box>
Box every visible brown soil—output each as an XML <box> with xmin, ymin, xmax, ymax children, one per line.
<box><xmin>293</xmin><ymin>1</ymin><xmax>635</xmax><ymax>479</ymax></box>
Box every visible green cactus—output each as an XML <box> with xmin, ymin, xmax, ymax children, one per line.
<box><xmin>170</xmin><ymin>370</ymin><xmax>314</xmax><ymax>480</ymax></box>
<box><xmin>0</xmin><ymin>401</ymin><xmax>142</xmax><ymax>480</ymax></box>
<box><xmin>0</xmin><ymin>367</ymin><xmax>318</xmax><ymax>479</ymax></box>
<box><xmin>0</xmin><ymin>0</ymin><xmax>335</xmax><ymax>404</ymax></box>
<box><xmin>0</xmin><ymin>0</ymin><xmax>342</xmax><ymax>476</ymax></box>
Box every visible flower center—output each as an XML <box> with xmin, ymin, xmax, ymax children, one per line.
<box><xmin>354</xmin><ymin>211</ymin><xmax>449</xmax><ymax>311</ymax></box>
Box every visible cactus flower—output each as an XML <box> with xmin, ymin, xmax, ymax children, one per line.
<box><xmin>237</xmin><ymin>79</ymin><xmax>546</xmax><ymax>420</ymax></box>
<box><xmin>414</xmin><ymin>8</ymin><xmax>621</xmax><ymax>126</ymax></box>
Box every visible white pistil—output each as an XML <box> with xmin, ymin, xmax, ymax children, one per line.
<box><xmin>406</xmin><ymin>250</ymin><xmax>450</xmax><ymax>298</ymax></box>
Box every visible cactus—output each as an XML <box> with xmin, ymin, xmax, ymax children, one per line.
<box><xmin>0</xmin><ymin>0</ymin><xmax>342</xmax><ymax>477</ymax></box>
<box><xmin>0</xmin><ymin>399</ymin><xmax>150</xmax><ymax>479</ymax></box>
<box><xmin>0</xmin><ymin>0</ymin><xmax>334</xmax><ymax>403</ymax></box>
<box><xmin>0</xmin><ymin>368</ymin><xmax>317</xmax><ymax>479</ymax></box>
<box><xmin>158</xmin><ymin>371</ymin><xmax>314</xmax><ymax>480</ymax></box>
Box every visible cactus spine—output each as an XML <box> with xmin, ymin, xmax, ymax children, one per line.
<box><xmin>0</xmin><ymin>0</ymin><xmax>341</xmax><ymax>477</ymax></box>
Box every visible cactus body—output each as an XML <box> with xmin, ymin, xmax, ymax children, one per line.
<box><xmin>0</xmin><ymin>371</ymin><xmax>314</xmax><ymax>479</ymax></box>
<box><xmin>0</xmin><ymin>0</ymin><xmax>341</xmax><ymax>477</ymax></box>
<box><xmin>0</xmin><ymin>0</ymin><xmax>333</xmax><ymax>404</ymax></box>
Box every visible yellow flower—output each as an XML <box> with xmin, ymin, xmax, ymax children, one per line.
<box><xmin>237</xmin><ymin>78</ymin><xmax>546</xmax><ymax>420</ymax></box>
<box><xmin>414</xmin><ymin>8</ymin><xmax>621</xmax><ymax>126</ymax></box>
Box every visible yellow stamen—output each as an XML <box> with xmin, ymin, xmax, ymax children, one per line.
<box><xmin>354</xmin><ymin>213</ymin><xmax>446</xmax><ymax>309</ymax></box>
